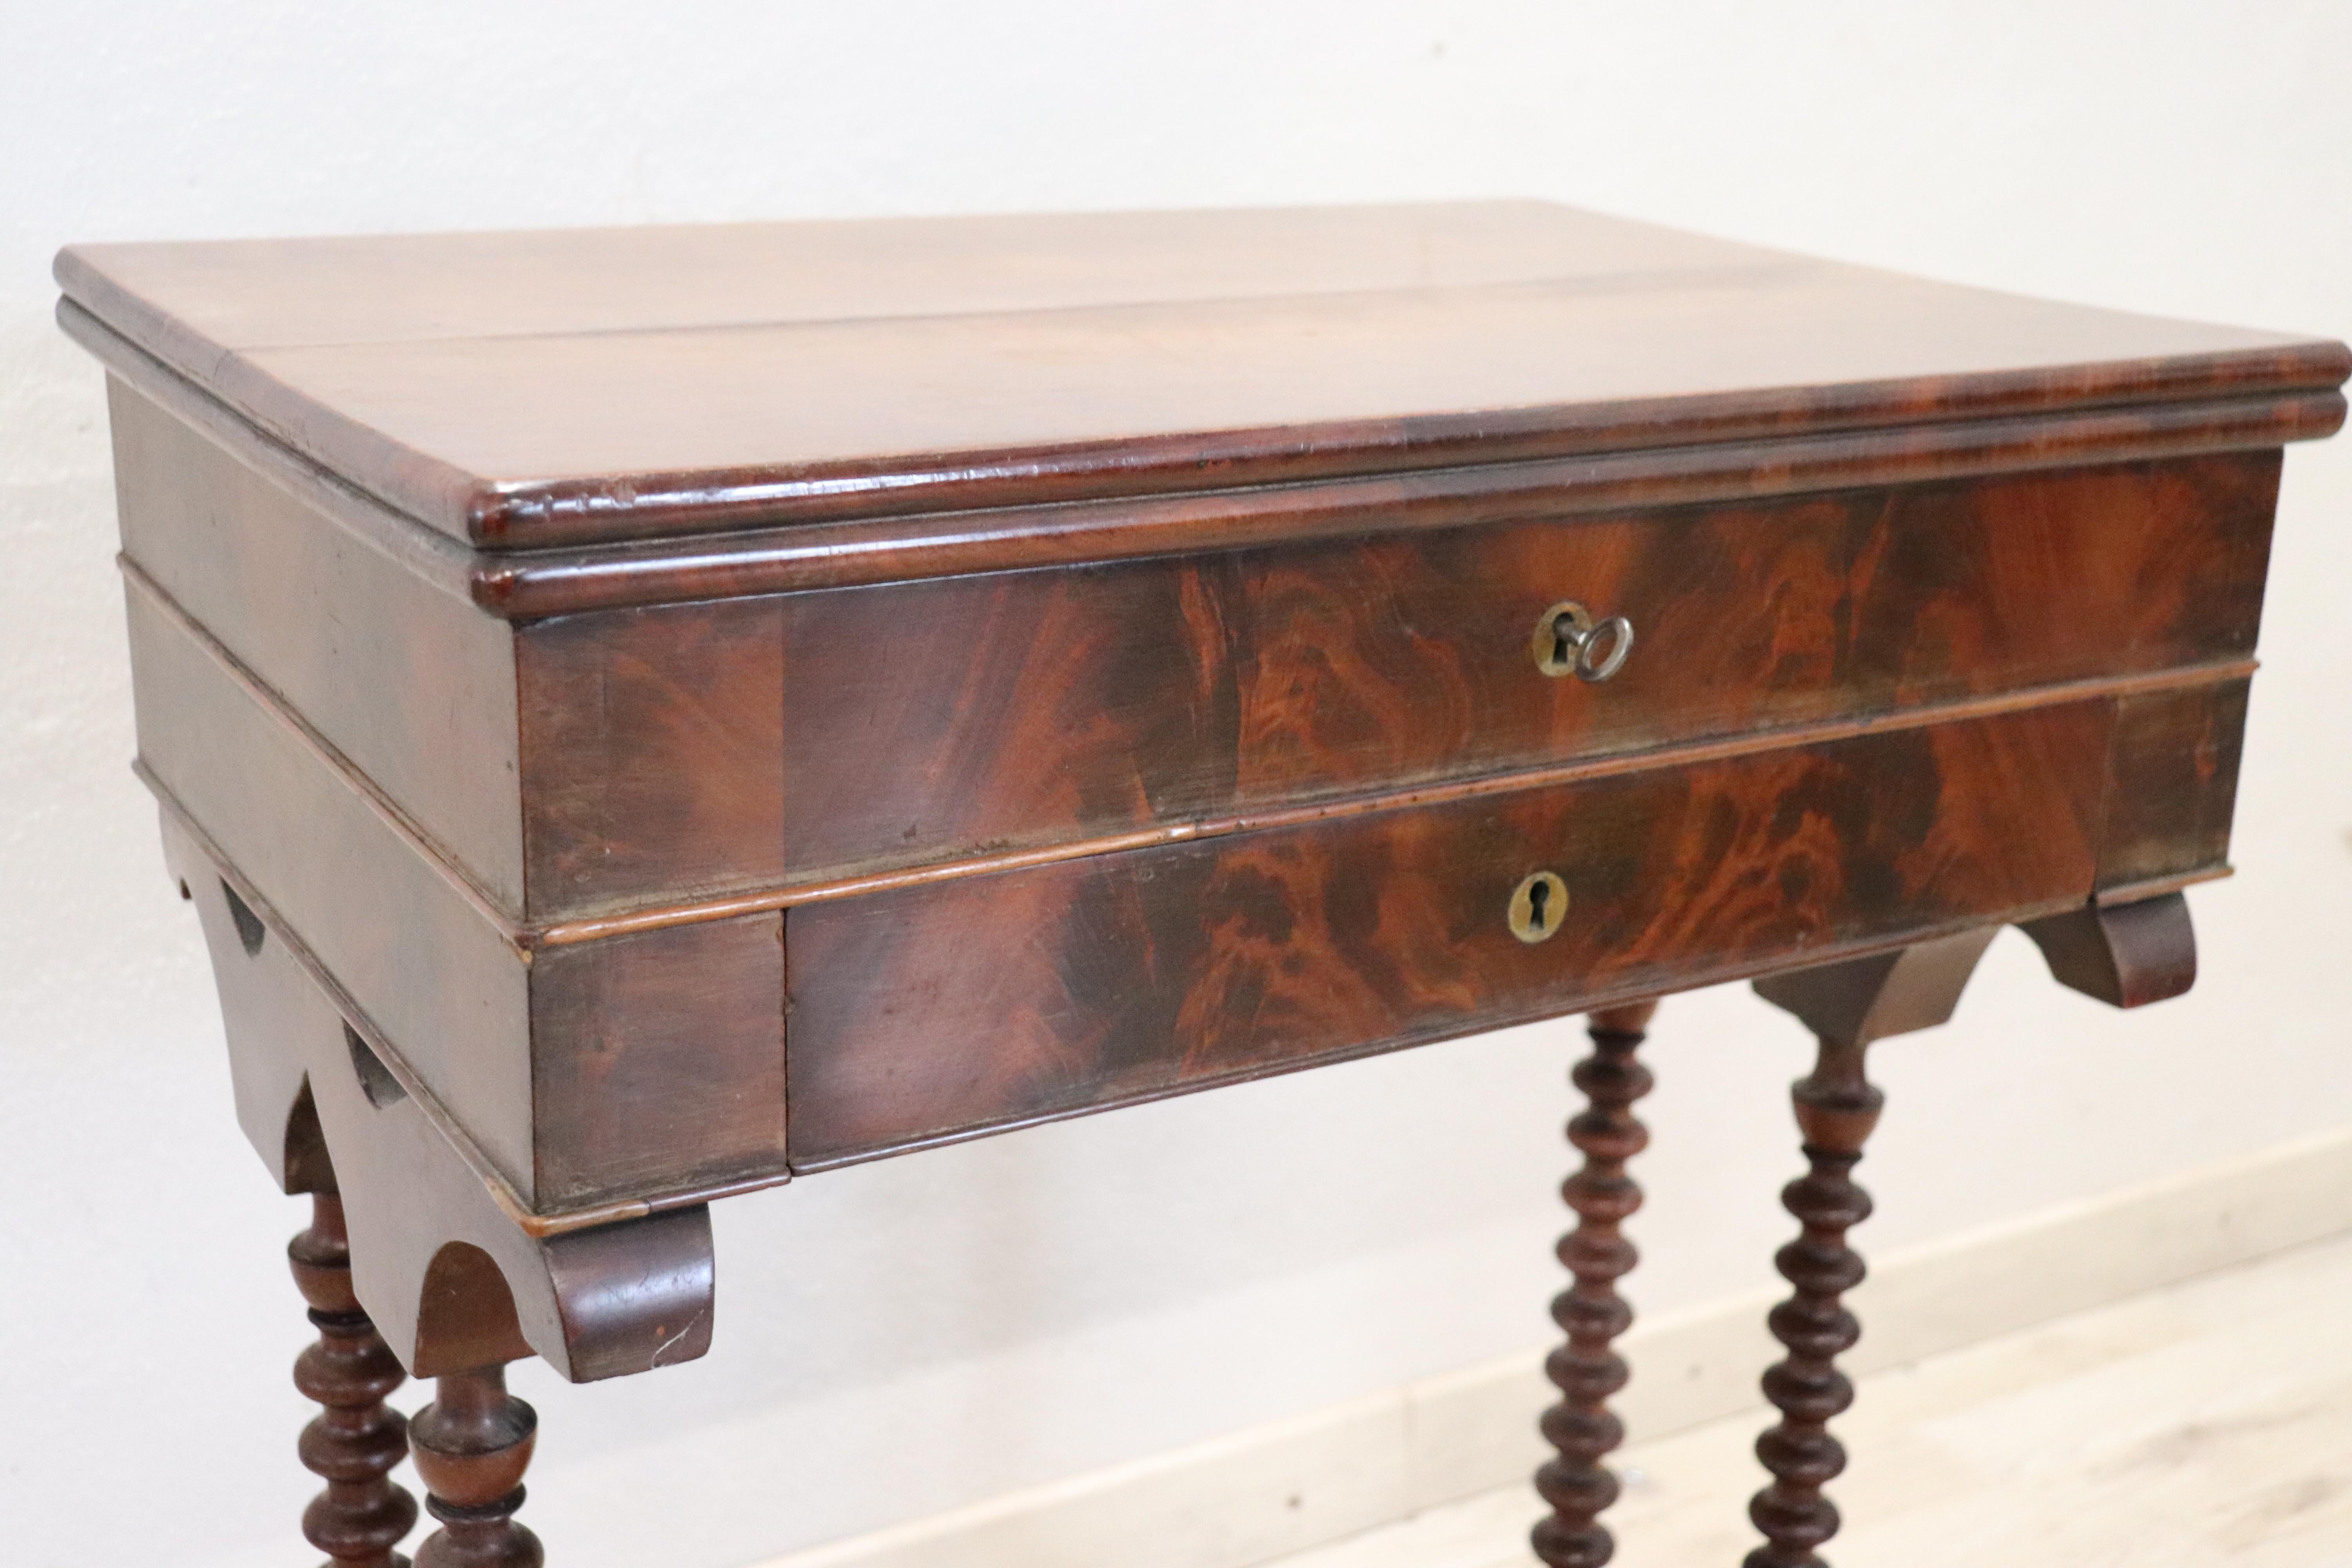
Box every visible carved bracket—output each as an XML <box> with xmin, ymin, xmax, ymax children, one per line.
<box><xmin>165</xmin><ymin>816</ymin><xmax>715</xmax><ymax>1383</ymax></box>
<box><xmin>1752</xmin><ymin>926</ymin><xmax>2000</xmax><ymax>1050</ymax></box>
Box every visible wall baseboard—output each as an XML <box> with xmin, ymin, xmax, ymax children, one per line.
<box><xmin>757</xmin><ymin>1127</ymin><xmax>2352</xmax><ymax>1568</ymax></box>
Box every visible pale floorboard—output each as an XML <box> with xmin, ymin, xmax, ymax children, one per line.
<box><xmin>1269</xmin><ymin>1231</ymin><xmax>2352</xmax><ymax>1568</ymax></box>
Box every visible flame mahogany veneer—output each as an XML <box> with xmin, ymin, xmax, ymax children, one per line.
<box><xmin>60</xmin><ymin>202</ymin><xmax>2344</xmax><ymax>1563</ymax></box>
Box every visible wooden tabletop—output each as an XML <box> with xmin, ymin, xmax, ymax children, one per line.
<box><xmin>57</xmin><ymin>202</ymin><xmax>2348</xmax><ymax>555</ymax></box>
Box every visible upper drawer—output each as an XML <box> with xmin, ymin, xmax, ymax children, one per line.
<box><xmin>517</xmin><ymin>452</ymin><xmax>2277</xmax><ymax>916</ymax></box>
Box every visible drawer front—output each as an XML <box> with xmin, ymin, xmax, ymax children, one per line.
<box><xmin>1230</xmin><ymin>455</ymin><xmax>2268</xmax><ymax>800</ymax></box>
<box><xmin>783</xmin><ymin>698</ymin><xmax>2117</xmax><ymax>1168</ymax></box>
<box><xmin>518</xmin><ymin>452</ymin><xmax>2274</xmax><ymax>916</ymax></box>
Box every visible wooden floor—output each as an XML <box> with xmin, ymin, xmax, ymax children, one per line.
<box><xmin>1270</xmin><ymin>1232</ymin><xmax>2352</xmax><ymax>1568</ymax></box>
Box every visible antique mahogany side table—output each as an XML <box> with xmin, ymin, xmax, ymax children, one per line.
<box><xmin>56</xmin><ymin>203</ymin><xmax>2348</xmax><ymax>1567</ymax></box>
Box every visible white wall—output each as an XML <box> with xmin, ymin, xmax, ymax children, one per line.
<box><xmin>4</xmin><ymin>5</ymin><xmax>2349</xmax><ymax>1565</ymax></box>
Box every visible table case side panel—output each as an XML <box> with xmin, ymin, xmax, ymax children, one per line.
<box><xmin>528</xmin><ymin>912</ymin><xmax>788</xmax><ymax>1206</ymax></box>
<box><xmin>784</xmin><ymin>700</ymin><xmax>2114</xmax><ymax>1166</ymax></box>
<box><xmin>514</xmin><ymin>599</ymin><xmax>787</xmax><ymax>917</ymax></box>
<box><xmin>2096</xmin><ymin>678</ymin><xmax>2254</xmax><ymax>890</ymax></box>
<box><xmin>107</xmin><ymin>377</ymin><xmax>526</xmax><ymax>911</ymax></box>
<box><xmin>125</xmin><ymin>593</ymin><xmax>537</xmax><ymax>1198</ymax></box>
<box><xmin>776</xmin><ymin>559</ymin><xmax>1246</xmax><ymax>891</ymax></box>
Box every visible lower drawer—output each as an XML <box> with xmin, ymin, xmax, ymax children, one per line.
<box><xmin>784</xmin><ymin>697</ymin><xmax>2123</xmax><ymax>1168</ymax></box>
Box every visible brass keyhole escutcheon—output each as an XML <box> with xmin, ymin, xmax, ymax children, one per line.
<box><xmin>1509</xmin><ymin>870</ymin><xmax>1570</xmax><ymax>944</ymax></box>
<box><xmin>1533</xmin><ymin>600</ymin><xmax>1635</xmax><ymax>682</ymax></box>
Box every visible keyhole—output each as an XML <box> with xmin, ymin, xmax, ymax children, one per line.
<box><xmin>1509</xmin><ymin>871</ymin><xmax>1570</xmax><ymax>944</ymax></box>
<box><xmin>1550</xmin><ymin>615</ymin><xmax>1578</xmax><ymax>670</ymax></box>
<box><xmin>1531</xmin><ymin>601</ymin><xmax>1597</xmax><ymax>677</ymax></box>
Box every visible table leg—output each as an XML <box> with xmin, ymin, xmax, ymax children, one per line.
<box><xmin>411</xmin><ymin>1363</ymin><xmax>544</xmax><ymax>1568</ymax></box>
<box><xmin>1742</xmin><ymin>927</ymin><xmax>1997</xmax><ymax>1567</ymax></box>
<box><xmin>1744</xmin><ymin>1036</ymin><xmax>1880</xmax><ymax>1568</ymax></box>
<box><xmin>1532</xmin><ymin>999</ymin><xmax>1659</xmax><ymax>1568</ymax></box>
<box><xmin>289</xmin><ymin>1192</ymin><xmax>421</xmax><ymax>1568</ymax></box>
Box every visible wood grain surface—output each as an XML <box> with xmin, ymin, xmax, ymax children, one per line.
<box><xmin>56</xmin><ymin>203</ymin><xmax>2347</xmax><ymax>555</ymax></box>
<box><xmin>767</xmin><ymin>556</ymin><xmax>1247</xmax><ymax>898</ymax></box>
<box><xmin>127</xmin><ymin>582</ymin><xmax>796</xmax><ymax>1209</ymax></box>
<box><xmin>2096</xmin><ymin>679</ymin><xmax>2252</xmax><ymax>889</ymax></box>
<box><xmin>784</xmin><ymin>701</ymin><xmax>2114</xmax><ymax>1168</ymax></box>
<box><xmin>1225</xmin><ymin>455</ymin><xmax>2272</xmax><ymax>802</ymax></box>
<box><xmin>444</xmin><ymin>454</ymin><xmax>2288</xmax><ymax>917</ymax></box>
<box><xmin>579</xmin><ymin>455</ymin><xmax>2267</xmax><ymax>911</ymax></box>
<box><xmin>130</xmin><ymin>341</ymin><xmax>2272</xmax><ymax>926</ymax></box>
<box><xmin>527</xmin><ymin>912</ymin><xmax>786</xmax><ymax>1207</ymax></box>
<box><xmin>108</xmin><ymin>379</ymin><xmax>523</xmax><ymax>908</ymax></box>
<box><xmin>121</xmin><ymin>423</ymin><xmax>2270</xmax><ymax>1206</ymax></box>
<box><xmin>459</xmin><ymin>399</ymin><xmax>2337</xmax><ymax>616</ymax></box>
<box><xmin>517</xmin><ymin>595</ymin><xmax>788</xmax><ymax>914</ymax></box>
<box><xmin>124</xmin><ymin>583</ymin><xmax>539</xmax><ymax>1194</ymax></box>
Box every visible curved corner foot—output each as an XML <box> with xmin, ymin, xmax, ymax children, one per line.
<box><xmin>2020</xmin><ymin>891</ymin><xmax>2196</xmax><ymax>1009</ymax></box>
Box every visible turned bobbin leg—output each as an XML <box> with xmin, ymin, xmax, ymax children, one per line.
<box><xmin>1744</xmin><ymin>1038</ymin><xmax>1879</xmax><ymax>1568</ymax></box>
<box><xmin>410</xmin><ymin>1364</ymin><xmax>544</xmax><ymax>1568</ymax></box>
<box><xmin>289</xmin><ymin>1193</ymin><xmax>421</xmax><ymax>1568</ymax></box>
<box><xmin>1532</xmin><ymin>1000</ymin><xmax>1658</xmax><ymax>1568</ymax></box>
<box><xmin>1744</xmin><ymin>927</ymin><xmax>1997</xmax><ymax>1568</ymax></box>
